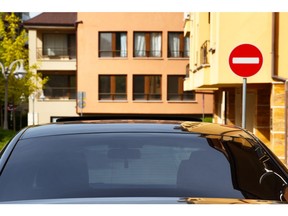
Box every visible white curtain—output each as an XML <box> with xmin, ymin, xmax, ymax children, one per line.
<box><xmin>150</xmin><ymin>33</ymin><xmax>161</xmax><ymax>57</ymax></box>
<box><xmin>120</xmin><ymin>33</ymin><xmax>127</xmax><ymax>57</ymax></box>
<box><xmin>134</xmin><ymin>33</ymin><xmax>146</xmax><ymax>57</ymax></box>
<box><xmin>44</xmin><ymin>34</ymin><xmax>67</xmax><ymax>56</ymax></box>
<box><xmin>168</xmin><ymin>33</ymin><xmax>180</xmax><ymax>57</ymax></box>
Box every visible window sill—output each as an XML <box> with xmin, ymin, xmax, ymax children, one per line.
<box><xmin>98</xmin><ymin>57</ymin><xmax>128</xmax><ymax>60</ymax></box>
<box><xmin>167</xmin><ymin>100</ymin><xmax>197</xmax><ymax>103</ymax></box>
<box><xmin>167</xmin><ymin>57</ymin><xmax>189</xmax><ymax>60</ymax></box>
<box><xmin>133</xmin><ymin>100</ymin><xmax>163</xmax><ymax>103</ymax></box>
<box><xmin>38</xmin><ymin>98</ymin><xmax>76</xmax><ymax>102</ymax></box>
<box><xmin>99</xmin><ymin>100</ymin><xmax>128</xmax><ymax>103</ymax></box>
<box><xmin>133</xmin><ymin>57</ymin><xmax>163</xmax><ymax>60</ymax></box>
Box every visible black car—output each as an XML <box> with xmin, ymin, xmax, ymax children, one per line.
<box><xmin>0</xmin><ymin>117</ymin><xmax>287</xmax><ymax>204</ymax></box>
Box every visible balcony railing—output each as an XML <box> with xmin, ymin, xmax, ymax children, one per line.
<box><xmin>134</xmin><ymin>50</ymin><xmax>162</xmax><ymax>57</ymax></box>
<box><xmin>37</xmin><ymin>48</ymin><xmax>76</xmax><ymax>59</ymax></box>
<box><xmin>99</xmin><ymin>93</ymin><xmax>127</xmax><ymax>100</ymax></box>
<box><xmin>200</xmin><ymin>40</ymin><xmax>210</xmax><ymax>65</ymax></box>
<box><xmin>168</xmin><ymin>50</ymin><xmax>189</xmax><ymax>58</ymax></box>
<box><xmin>43</xmin><ymin>87</ymin><xmax>76</xmax><ymax>100</ymax></box>
<box><xmin>99</xmin><ymin>50</ymin><xmax>127</xmax><ymax>58</ymax></box>
<box><xmin>167</xmin><ymin>93</ymin><xmax>195</xmax><ymax>101</ymax></box>
<box><xmin>133</xmin><ymin>93</ymin><xmax>161</xmax><ymax>100</ymax></box>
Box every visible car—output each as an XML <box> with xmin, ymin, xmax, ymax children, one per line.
<box><xmin>0</xmin><ymin>116</ymin><xmax>287</xmax><ymax>204</ymax></box>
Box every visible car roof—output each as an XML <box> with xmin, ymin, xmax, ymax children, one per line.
<box><xmin>19</xmin><ymin>120</ymin><xmax>248</xmax><ymax>140</ymax></box>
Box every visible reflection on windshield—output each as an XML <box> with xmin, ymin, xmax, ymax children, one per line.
<box><xmin>0</xmin><ymin>131</ymin><xmax>286</xmax><ymax>202</ymax></box>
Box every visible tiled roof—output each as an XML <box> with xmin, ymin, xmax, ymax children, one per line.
<box><xmin>23</xmin><ymin>12</ymin><xmax>77</xmax><ymax>27</ymax></box>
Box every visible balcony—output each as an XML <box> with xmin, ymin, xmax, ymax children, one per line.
<box><xmin>37</xmin><ymin>48</ymin><xmax>76</xmax><ymax>60</ymax></box>
<box><xmin>43</xmin><ymin>87</ymin><xmax>76</xmax><ymax>100</ymax></box>
<box><xmin>200</xmin><ymin>40</ymin><xmax>210</xmax><ymax>65</ymax></box>
<box><xmin>184</xmin><ymin>40</ymin><xmax>212</xmax><ymax>91</ymax></box>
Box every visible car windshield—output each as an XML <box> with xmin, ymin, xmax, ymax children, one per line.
<box><xmin>0</xmin><ymin>131</ymin><xmax>285</xmax><ymax>202</ymax></box>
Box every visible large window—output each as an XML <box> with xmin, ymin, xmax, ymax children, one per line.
<box><xmin>43</xmin><ymin>34</ymin><xmax>76</xmax><ymax>58</ymax></box>
<box><xmin>168</xmin><ymin>32</ymin><xmax>190</xmax><ymax>58</ymax></box>
<box><xmin>134</xmin><ymin>32</ymin><xmax>162</xmax><ymax>57</ymax></box>
<box><xmin>99</xmin><ymin>75</ymin><xmax>127</xmax><ymax>100</ymax></box>
<box><xmin>133</xmin><ymin>75</ymin><xmax>161</xmax><ymax>100</ymax></box>
<box><xmin>167</xmin><ymin>75</ymin><xmax>195</xmax><ymax>101</ymax></box>
<box><xmin>42</xmin><ymin>72</ymin><xmax>76</xmax><ymax>100</ymax></box>
<box><xmin>99</xmin><ymin>32</ymin><xmax>127</xmax><ymax>57</ymax></box>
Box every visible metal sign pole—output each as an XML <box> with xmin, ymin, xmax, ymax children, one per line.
<box><xmin>242</xmin><ymin>78</ymin><xmax>247</xmax><ymax>129</ymax></box>
<box><xmin>77</xmin><ymin>91</ymin><xmax>86</xmax><ymax>117</ymax></box>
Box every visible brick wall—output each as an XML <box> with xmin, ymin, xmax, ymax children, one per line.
<box><xmin>270</xmin><ymin>82</ymin><xmax>285</xmax><ymax>161</ymax></box>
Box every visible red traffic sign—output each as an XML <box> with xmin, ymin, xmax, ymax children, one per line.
<box><xmin>229</xmin><ymin>44</ymin><xmax>263</xmax><ymax>77</ymax></box>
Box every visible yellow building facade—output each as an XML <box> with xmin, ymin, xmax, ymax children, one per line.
<box><xmin>184</xmin><ymin>12</ymin><xmax>288</xmax><ymax>164</ymax></box>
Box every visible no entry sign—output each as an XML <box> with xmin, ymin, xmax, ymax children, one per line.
<box><xmin>229</xmin><ymin>44</ymin><xmax>263</xmax><ymax>77</ymax></box>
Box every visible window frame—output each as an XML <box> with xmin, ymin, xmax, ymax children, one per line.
<box><xmin>133</xmin><ymin>32</ymin><xmax>162</xmax><ymax>58</ymax></box>
<box><xmin>168</xmin><ymin>32</ymin><xmax>190</xmax><ymax>58</ymax></box>
<box><xmin>98</xmin><ymin>75</ymin><xmax>127</xmax><ymax>101</ymax></box>
<box><xmin>41</xmin><ymin>71</ymin><xmax>76</xmax><ymax>100</ymax></box>
<box><xmin>133</xmin><ymin>75</ymin><xmax>162</xmax><ymax>101</ymax></box>
<box><xmin>167</xmin><ymin>75</ymin><xmax>195</xmax><ymax>101</ymax></box>
<box><xmin>98</xmin><ymin>32</ymin><xmax>128</xmax><ymax>58</ymax></box>
<box><xmin>42</xmin><ymin>33</ymin><xmax>76</xmax><ymax>59</ymax></box>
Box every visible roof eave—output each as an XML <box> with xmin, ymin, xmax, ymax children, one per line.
<box><xmin>24</xmin><ymin>25</ymin><xmax>76</xmax><ymax>30</ymax></box>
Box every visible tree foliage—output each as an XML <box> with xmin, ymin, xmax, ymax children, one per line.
<box><xmin>0</xmin><ymin>12</ymin><xmax>47</xmax><ymax>107</ymax></box>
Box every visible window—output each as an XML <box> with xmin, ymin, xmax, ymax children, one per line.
<box><xmin>0</xmin><ymin>132</ymin><xmax>245</xmax><ymax>201</ymax></box>
<box><xmin>43</xmin><ymin>34</ymin><xmax>76</xmax><ymax>58</ymax></box>
<box><xmin>133</xmin><ymin>75</ymin><xmax>161</xmax><ymax>100</ymax></box>
<box><xmin>167</xmin><ymin>75</ymin><xmax>195</xmax><ymax>101</ymax></box>
<box><xmin>168</xmin><ymin>32</ymin><xmax>190</xmax><ymax>58</ymax></box>
<box><xmin>134</xmin><ymin>32</ymin><xmax>162</xmax><ymax>57</ymax></box>
<box><xmin>99</xmin><ymin>32</ymin><xmax>127</xmax><ymax>57</ymax></box>
<box><xmin>99</xmin><ymin>75</ymin><xmax>127</xmax><ymax>100</ymax></box>
<box><xmin>42</xmin><ymin>72</ymin><xmax>76</xmax><ymax>100</ymax></box>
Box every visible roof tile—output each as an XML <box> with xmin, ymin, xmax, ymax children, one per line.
<box><xmin>24</xmin><ymin>12</ymin><xmax>77</xmax><ymax>27</ymax></box>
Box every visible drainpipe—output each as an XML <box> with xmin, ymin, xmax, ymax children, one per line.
<box><xmin>74</xmin><ymin>20</ymin><xmax>83</xmax><ymax>116</ymax></box>
<box><xmin>271</xmin><ymin>13</ymin><xmax>287</xmax><ymax>82</ymax></box>
<box><xmin>271</xmin><ymin>12</ymin><xmax>288</xmax><ymax>166</ymax></box>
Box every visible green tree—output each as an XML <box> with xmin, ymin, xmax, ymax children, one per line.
<box><xmin>0</xmin><ymin>13</ymin><xmax>47</xmax><ymax>127</ymax></box>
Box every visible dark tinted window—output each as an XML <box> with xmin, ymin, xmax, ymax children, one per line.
<box><xmin>0</xmin><ymin>131</ymin><xmax>285</xmax><ymax>202</ymax></box>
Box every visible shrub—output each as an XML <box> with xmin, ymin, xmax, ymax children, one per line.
<box><xmin>0</xmin><ymin>129</ymin><xmax>16</xmax><ymax>150</ymax></box>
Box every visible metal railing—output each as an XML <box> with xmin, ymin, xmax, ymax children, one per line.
<box><xmin>167</xmin><ymin>93</ymin><xmax>195</xmax><ymax>101</ymax></box>
<box><xmin>168</xmin><ymin>50</ymin><xmax>189</xmax><ymax>58</ymax></box>
<box><xmin>133</xmin><ymin>50</ymin><xmax>162</xmax><ymax>57</ymax></box>
<box><xmin>43</xmin><ymin>87</ymin><xmax>76</xmax><ymax>100</ymax></box>
<box><xmin>99</xmin><ymin>93</ymin><xmax>127</xmax><ymax>100</ymax></box>
<box><xmin>98</xmin><ymin>50</ymin><xmax>127</xmax><ymax>58</ymax></box>
<box><xmin>133</xmin><ymin>93</ymin><xmax>161</xmax><ymax>100</ymax></box>
<box><xmin>200</xmin><ymin>40</ymin><xmax>210</xmax><ymax>64</ymax></box>
<box><xmin>37</xmin><ymin>48</ymin><xmax>76</xmax><ymax>59</ymax></box>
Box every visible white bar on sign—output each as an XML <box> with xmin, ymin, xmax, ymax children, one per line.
<box><xmin>232</xmin><ymin>57</ymin><xmax>259</xmax><ymax>64</ymax></box>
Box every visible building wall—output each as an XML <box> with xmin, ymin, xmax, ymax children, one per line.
<box><xmin>214</xmin><ymin>12</ymin><xmax>273</xmax><ymax>85</ymax></box>
<box><xmin>185</xmin><ymin>12</ymin><xmax>288</xmax><ymax>163</ymax></box>
<box><xmin>27</xmin><ymin>26</ymin><xmax>78</xmax><ymax>125</ymax></box>
<box><xmin>271</xmin><ymin>82</ymin><xmax>285</xmax><ymax>159</ymax></box>
<box><xmin>77</xmin><ymin>12</ymin><xmax>213</xmax><ymax>116</ymax></box>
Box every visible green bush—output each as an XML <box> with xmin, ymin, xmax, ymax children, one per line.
<box><xmin>202</xmin><ymin>116</ymin><xmax>213</xmax><ymax>123</ymax></box>
<box><xmin>0</xmin><ymin>129</ymin><xmax>16</xmax><ymax>150</ymax></box>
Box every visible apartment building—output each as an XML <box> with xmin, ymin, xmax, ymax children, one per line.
<box><xmin>76</xmin><ymin>12</ymin><xmax>213</xmax><ymax>118</ymax></box>
<box><xmin>24</xmin><ymin>13</ymin><xmax>78</xmax><ymax>124</ymax></box>
<box><xmin>23</xmin><ymin>12</ymin><xmax>213</xmax><ymax>125</ymax></box>
<box><xmin>184</xmin><ymin>12</ymin><xmax>288</xmax><ymax>163</ymax></box>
